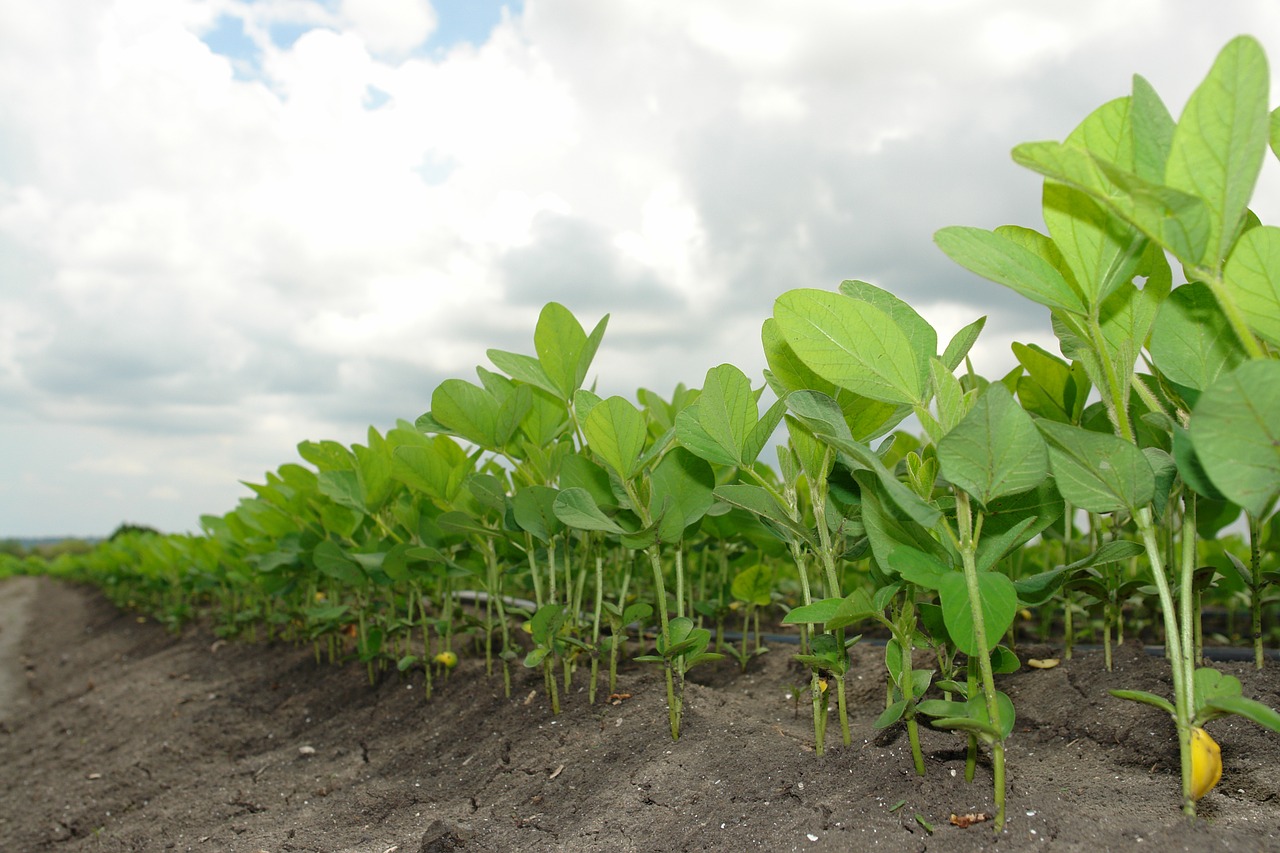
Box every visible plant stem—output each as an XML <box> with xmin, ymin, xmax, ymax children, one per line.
<box><xmin>956</xmin><ymin>491</ymin><xmax>1005</xmax><ymax>831</ymax></box>
<box><xmin>1249</xmin><ymin>512</ymin><xmax>1264</xmax><ymax>669</ymax></box>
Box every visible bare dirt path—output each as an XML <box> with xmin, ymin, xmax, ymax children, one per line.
<box><xmin>1</xmin><ymin>576</ymin><xmax>1279</xmax><ymax>852</ymax></box>
<box><xmin>0</xmin><ymin>575</ymin><xmax>37</xmax><ymax>720</ymax></box>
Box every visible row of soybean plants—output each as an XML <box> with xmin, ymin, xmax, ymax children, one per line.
<box><xmin>48</xmin><ymin>36</ymin><xmax>1280</xmax><ymax>831</ymax></box>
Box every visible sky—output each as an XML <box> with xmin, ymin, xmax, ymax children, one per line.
<box><xmin>3</xmin><ymin>0</ymin><xmax>1280</xmax><ymax>538</ymax></box>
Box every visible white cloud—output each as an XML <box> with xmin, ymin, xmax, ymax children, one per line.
<box><xmin>341</xmin><ymin>0</ymin><xmax>437</xmax><ymax>58</ymax></box>
<box><xmin>2</xmin><ymin>0</ymin><xmax>1280</xmax><ymax>535</ymax></box>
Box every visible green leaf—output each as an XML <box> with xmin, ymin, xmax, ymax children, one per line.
<box><xmin>1043</xmin><ymin>97</ymin><xmax>1147</xmax><ymax>308</ymax></box>
<box><xmin>1164</xmin><ymin>35</ymin><xmax>1271</xmax><ymax>270</ymax></box>
<box><xmin>874</xmin><ymin>699</ymin><xmax>908</xmax><ymax>729</ymax></box>
<box><xmin>938</xmin><ymin>382</ymin><xmax>1048</xmax><ymax>506</ymax></box>
<box><xmin>313</xmin><ymin>540</ymin><xmax>362</xmax><ymax>586</ymax></box>
<box><xmin>1172</xmin><ymin>424</ymin><xmax>1227</xmax><ymax>501</ymax></box>
<box><xmin>1130</xmin><ymin>74</ymin><xmax>1175</xmax><ymax>182</ymax></box>
<box><xmin>1013</xmin><ymin>141</ymin><xmax>1211</xmax><ymax>267</ymax></box>
<box><xmin>781</xmin><ymin>597</ymin><xmax>846</xmax><ymax>625</ymax></box>
<box><xmin>1190</xmin><ymin>360</ymin><xmax>1280</xmax><ymax>517</ymax></box>
<box><xmin>887</xmin><ymin>545</ymin><xmax>949</xmax><ymax>590</ymax></box>
<box><xmin>940</xmin><ymin>316</ymin><xmax>987</xmax><ymax>372</ymax></box>
<box><xmin>1110</xmin><ymin>688</ymin><xmax>1175</xmax><ymax>716</ymax></box>
<box><xmin>1037</xmin><ymin>420</ymin><xmax>1155</xmax><ymax>514</ymax></box>
<box><xmin>837</xmin><ymin>279</ymin><xmax>938</xmax><ymax>377</ymax></box>
<box><xmin>934</xmin><ymin>226</ymin><xmax>1086</xmax><ymax>315</ymax></box>
<box><xmin>1149</xmin><ymin>282</ymin><xmax>1247</xmax><ymax>392</ymax></box>
<box><xmin>713</xmin><ymin>483</ymin><xmax>814</xmax><ymax>547</ymax></box>
<box><xmin>353</xmin><ymin>428</ymin><xmax>395</xmax><ymax>513</ymax></box>
<box><xmin>431</xmin><ymin>379</ymin><xmax>500</xmax><ymax>449</ymax></box>
<box><xmin>1199</xmin><ymin>696</ymin><xmax>1280</xmax><ymax>732</ymax></box>
<box><xmin>938</xmin><ymin>571</ymin><xmax>1018</xmax><ymax>657</ymax></box>
<box><xmin>1012</xmin><ymin>342</ymin><xmax>1089</xmax><ymax>424</ymax></box>
<box><xmin>730</xmin><ymin>564</ymin><xmax>773</xmax><ymax>608</ymax></box>
<box><xmin>1223</xmin><ymin>224</ymin><xmax>1280</xmax><ymax>348</ymax></box>
<box><xmin>773</xmin><ymin>288</ymin><xmax>926</xmax><ymax>406</ymax></box>
<box><xmin>552</xmin><ymin>487</ymin><xmax>628</xmax><ymax>535</ymax></box>
<box><xmin>512</xmin><ymin>485</ymin><xmax>564</xmax><ymax>543</ymax></box>
<box><xmin>649</xmin><ymin>447</ymin><xmax>715</xmax><ymax>544</ymax></box>
<box><xmin>583</xmin><ymin>396</ymin><xmax>648</xmax><ymax>480</ymax></box>
<box><xmin>535</xmin><ymin>302</ymin><xmax>608</xmax><ymax>400</ymax></box>
<box><xmin>486</xmin><ymin>348</ymin><xmax>559</xmax><ymax>397</ymax></box>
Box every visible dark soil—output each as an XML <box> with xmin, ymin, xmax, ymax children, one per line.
<box><xmin>2</xmin><ymin>575</ymin><xmax>1280</xmax><ymax>852</ymax></box>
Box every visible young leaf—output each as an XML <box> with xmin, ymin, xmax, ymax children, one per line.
<box><xmin>583</xmin><ymin>396</ymin><xmax>648</xmax><ymax>480</ymax></box>
<box><xmin>1149</xmin><ymin>282</ymin><xmax>1247</xmax><ymax>392</ymax></box>
<box><xmin>1222</xmin><ymin>224</ymin><xmax>1280</xmax><ymax>348</ymax></box>
<box><xmin>431</xmin><ymin>379</ymin><xmax>500</xmax><ymax>449</ymax></box>
<box><xmin>649</xmin><ymin>447</ymin><xmax>715</xmax><ymax>544</ymax></box>
<box><xmin>1189</xmin><ymin>360</ymin><xmax>1280</xmax><ymax>517</ymax></box>
<box><xmin>773</xmin><ymin>288</ymin><xmax>926</xmax><ymax>406</ymax></box>
<box><xmin>1043</xmin><ymin>97</ymin><xmax>1147</xmax><ymax>308</ymax></box>
<box><xmin>937</xmin><ymin>571</ymin><xmax>1018</xmax><ymax>657</ymax></box>
<box><xmin>1037</xmin><ymin>420</ymin><xmax>1156</xmax><ymax>514</ymax></box>
<box><xmin>1164</xmin><ymin>35</ymin><xmax>1271</xmax><ymax>271</ymax></box>
<box><xmin>934</xmin><ymin>226</ymin><xmax>1086</xmax><ymax>315</ymax></box>
<box><xmin>941</xmin><ymin>315</ymin><xmax>987</xmax><ymax>372</ymax></box>
<box><xmin>938</xmin><ymin>382</ymin><xmax>1048</xmax><ymax>506</ymax></box>
<box><xmin>552</xmin><ymin>487</ymin><xmax>628</xmax><ymax>535</ymax></box>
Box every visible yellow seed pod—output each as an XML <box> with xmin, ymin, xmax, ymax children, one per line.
<box><xmin>433</xmin><ymin>650</ymin><xmax>459</xmax><ymax>670</ymax></box>
<box><xmin>1189</xmin><ymin>726</ymin><xmax>1222</xmax><ymax>801</ymax></box>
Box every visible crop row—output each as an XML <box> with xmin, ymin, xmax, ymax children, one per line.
<box><xmin>15</xmin><ymin>36</ymin><xmax>1280</xmax><ymax>832</ymax></box>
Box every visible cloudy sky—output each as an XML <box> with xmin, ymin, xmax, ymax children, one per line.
<box><xmin>3</xmin><ymin>0</ymin><xmax>1279</xmax><ymax>538</ymax></box>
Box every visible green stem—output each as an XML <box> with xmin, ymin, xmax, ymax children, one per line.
<box><xmin>957</xmin><ymin>492</ymin><xmax>1005</xmax><ymax>831</ymax></box>
<box><xmin>1135</xmin><ymin>508</ymin><xmax>1192</xmax><ymax>815</ymax></box>
<box><xmin>1249</xmin><ymin>512</ymin><xmax>1264</xmax><ymax>669</ymax></box>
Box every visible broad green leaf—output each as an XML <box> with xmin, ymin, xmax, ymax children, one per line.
<box><xmin>318</xmin><ymin>469</ymin><xmax>364</xmax><ymax>513</ymax></box>
<box><xmin>713</xmin><ymin>483</ymin><xmax>814</xmax><ymax>547</ymax></box>
<box><xmin>838</xmin><ymin>279</ymin><xmax>938</xmax><ymax>375</ymax></box>
<box><xmin>1223</xmin><ymin>224</ymin><xmax>1280</xmax><ymax>348</ymax></box>
<box><xmin>486</xmin><ymin>348</ymin><xmax>559</xmax><ymax>397</ymax></box>
<box><xmin>1165</xmin><ymin>35</ymin><xmax>1270</xmax><ymax>269</ymax></box>
<box><xmin>559</xmin><ymin>452</ymin><xmax>616</xmax><ymax>511</ymax></box>
<box><xmin>731</xmin><ymin>565</ymin><xmax>773</xmax><ymax>608</ymax></box>
<box><xmin>535</xmin><ymin>302</ymin><xmax>608</xmax><ymax>400</ymax></box>
<box><xmin>676</xmin><ymin>363</ymin><xmax>783</xmax><ymax>468</ymax></box>
<box><xmin>1171</xmin><ymin>424</ymin><xmax>1227</xmax><ymax>501</ymax></box>
<box><xmin>431</xmin><ymin>379</ymin><xmax>499</xmax><ymax>448</ymax></box>
<box><xmin>976</xmin><ymin>480</ymin><xmax>1064</xmax><ymax>570</ymax></box>
<box><xmin>353</xmin><ymin>428</ymin><xmax>395</xmax><ymax>512</ymax></box>
<box><xmin>934</xmin><ymin>226</ymin><xmax>1086</xmax><ymax>315</ymax></box>
<box><xmin>781</xmin><ymin>597</ymin><xmax>845</xmax><ymax>625</ymax></box>
<box><xmin>1190</xmin><ymin>360</ymin><xmax>1280</xmax><ymax>517</ymax></box>
<box><xmin>1044</xmin><ymin>97</ymin><xmax>1147</xmax><ymax>308</ymax></box>
<box><xmin>887</xmin><ymin>544</ymin><xmax>949</xmax><ymax>590</ymax></box>
<box><xmin>774</xmin><ymin>288</ymin><xmax>926</xmax><ymax>405</ymax></box>
<box><xmin>1199</xmin><ymin>696</ymin><xmax>1280</xmax><ymax>732</ymax></box>
<box><xmin>929</xmin><ymin>357</ymin><xmax>967</xmax><ymax>435</ymax></box>
<box><xmin>1130</xmin><ymin>74</ymin><xmax>1176</xmax><ymax>182</ymax></box>
<box><xmin>649</xmin><ymin>447</ymin><xmax>715</xmax><ymax>544</ymax></box>
<box><xmin>1037</xmin><ymin>420</ymin><xmax>1155</xmax><ymax>514</ymax></box>
<box><xmin>1012</xmin><ymin>342</ymin><xmax>1085</xmax><ymax>424</ymax></box>
<box><xmin>297</xmin><ymin>439</ymin><xmax>354</xmax><ymax>472</ymax></box>
<box><xmin>938</xmin><ymin>571</ymin><xmax>1018</xmax><ymax>657</ymax></box>
<box><xmin>701</xmin><ymin>365</ymin><xmax>758</xmax><ymax>445</ymax></box>
<box><xmin>391</xmin><ymin>435</ymin><xmax>469</xmax><ymax>504</ymax></box>
<box><xmin>583</xmin><ymin>395</ymin><xmax>647</xmax><ymax>480</ymax></box>
<box><xmin>1149</xmin><ymin>282</ymin><xmax>1246</xmax><ymax>392</ymax></box>
<box><xmin>1013</xmin><ymin>141</ymin><xmax>1210</xmax><ymax>266</ymax></box>
<box><xmin>938</xmin><ymin>382</ymin><xmax>1048</xmax><ymax>506</ymax></box>
<box><xmin>552</xmin><ymin>487</ymin><xmax>628</xmax><ymax>535</ymax></box>
<box><xmin>512</xmin><ymin>485</ymin><xmax>563</xmax><ymax>543</ymax></box>
<box><xmin>313</xmin><ymin>540</ymin><xmax>362</xmax><ymax>585</ymax></box>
